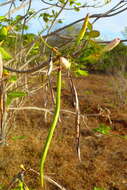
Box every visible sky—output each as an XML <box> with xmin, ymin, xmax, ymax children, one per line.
<box><xmin>0</xmin><ymin>0</ymin><xmax>127</xmax><ymax>40</ymax></box>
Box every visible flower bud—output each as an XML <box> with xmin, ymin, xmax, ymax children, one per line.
<box><xmin>60</xmin><ymin>57</ymin><xmax>71</xmax><ymax>70</ymax></box>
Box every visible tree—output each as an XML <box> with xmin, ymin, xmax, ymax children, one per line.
<box><xmin>0</xmin><ymin>0</ymin><xmax>126</xmax><ymax>72</ymax></box>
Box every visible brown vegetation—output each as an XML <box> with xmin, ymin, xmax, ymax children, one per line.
<box><xmin>0</xmin><ymin>74</ymin><xmax>127</xmax><ymax>190</ymax></box>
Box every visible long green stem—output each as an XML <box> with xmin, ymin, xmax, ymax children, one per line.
<box><xmin>40</xmin><ymin>68</ymin><xmax>61</xmax><ymax>187</ymax></box>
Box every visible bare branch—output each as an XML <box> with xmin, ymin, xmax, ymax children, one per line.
<box><xmin>5</xmin><ymin>1</ymin><xmax>29</xmax><ymax>17</ymax></box>
<box><xmin>0</xmin><ymin>0</ymin><xmax>16</xmax><ymax>7</ymax></box>
<box><xmin>40</xmin><ymin>0</ymin><xmax>96</xmax><ymax>10</ymax></box>
<box><xmin>42</xmin><ymin>1</ymin><xmax>127</xmax><ymax>38</ymax></box>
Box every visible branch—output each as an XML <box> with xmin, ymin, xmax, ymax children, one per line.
<box><xmin>3</xmin><ymin>58</ymin><xmax>50</xmax><ymax>73</ymax></box>
<box><xmin>98</xmin><ymin>39</ymin><xmax>127</xmax><ymax>43</ymax></box>
<box><xmin>42</xmin><ymin>1</ymin><xmax>127</xmax><ymax>38</ymax></box>
<box><xmin>5</xmin><ymin>1</ymin><xmax>29</xmax><ymax>17</ymax></box>
<box><xmin>0</xmin><ymin>0</ymin><xmax>16</xmax><ymax>7</ymax></box>
<box><xmin>40</xmin><ymin>0</ymin><xmax>96</xmax><ymax>10</ymax></box>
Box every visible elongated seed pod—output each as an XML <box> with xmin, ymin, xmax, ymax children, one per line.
<box><xmin>47</xmin><ymin>57</ymin><xmax>53</xmax><ymax>76</ymax></box>
<box><xmin>0</xmin><ymin>53</ymin><xmax>3</xmax><ymax>77</ymax></box>
<box><xmin>102</xmin><ymin>38</ymin><xmax>120</xmax><ymax>52</ymax></box>
<box><xmin>83</xmin><ymin>38</ymin><xmax>121</xmax><ymax>62</ymax></box>
<box><xmin>76</xmin><ymin>13</ymin><xmax>90</xmax><ymax>45</ymax></box>
<box><xmin>40</xmin><ymin>68</ymin><xmax>61</xmax><ymax>186</ymax></box>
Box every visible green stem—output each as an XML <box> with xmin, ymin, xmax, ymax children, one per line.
<box><xmin>40</xmin><ymin>68</ymin><xmax>61</xmax><ymax>187</ymax></box>
<box><xmin>40</xmin><ymin>36</ymin><xmax>61</xmax><ymax>56</ymax></box>
<box><xmin>40</xmin><ymin>36</ymin><xmax>53</xmax><ymax>50</ymax></box>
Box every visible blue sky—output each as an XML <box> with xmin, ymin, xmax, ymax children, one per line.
<box><xmin>0</xmin><ymin>0</ymin><xmax>127</xmax><ymax>40</ymax></box>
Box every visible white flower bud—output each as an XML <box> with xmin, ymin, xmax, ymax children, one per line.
<box><xmin>60</xmin><ymin>57</ymin><xmax>71</xmax><ymax>70</ymax></box>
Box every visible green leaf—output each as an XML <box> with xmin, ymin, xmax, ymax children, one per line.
<box><xmin>105</xmin><ymin>0</ymin><xmax>111</xmax><ymax>4</ymax></box>
<box><xmin>94</xmin><ymin>187</ymin><xmax>105</xmax><ymax>190</ymax></box>
<box><xmin>75</xmin><ymin>2</ymin><xmax>81</xmax><ymax>6</ymax></box>
<box><xmin>12</xmin><ymin>135</ymin><xmax>27</xmax><ymax>141</ymax></box>
<box><xmin>0</xmin><ymin>184</ymin><xmax>4</xmax><ymax>190</ymax></box>
<box><xmin>0</xmin><ymin>27</ymin><xmax>8</xmax><ymax>36</ymax></box>
<box><xmin>75</xmin><ymin>69</ymin><xmax>88</xmax><ymax>76</ymax></box>
<box><xmin>0</xmin><ymin>47</ymin><xmax>12</xmax><ymax>60</ymax></box>
<box><xmin>3</xmin><ymin>69</ymin><xmax>10</xmax><ymax>76</ymax></box>
<box><xmin>0</xmin><ymin>16</ymin><xmax>6</xmax><ymax>21</ymax></box>
<box><xmin>12</xmin><ymin>136</ymin><xmax>27</xmax><ymax>141</ymax></box>
<box><xmin>119</xmin><ymin>135</ymin><xmax>127</xmax><ymax>140</ymax></box>
<box><xmin>88</xmin><ymin>39</ymin><xmax>101</xmax><ymax>48</ymax></box>
<box><xmin>93</xmin><ymin>123</ymin><xmax>111</xmax><ymax>135</ymax></box>
<box><xmin>11</xmin><ymin>180</ymin><xmax>24</xmax><ymax>190</ymax></box>
<box><xmin>84</xmin><ymin>90</ymin><xmax>93</xmax><ymax>95</ymax></box>
<box><xmin>59</xmin><ymin>0</ymin><xmax>65</xmax><ymax>4</ymax></box>
<box><xmin>87</xmin><ymin>21</ymin><xmax>93</xmax><ymax>31</ymax></box>
<box><xmin>89</xmin><ymin>30</ymin><xmax>100</xmax><ymax>38</ymax></box>
<box><xmin>58</xmin><ymin>19</ymin><xmax>63</xmax><ymax>23</ymax></box>
<box><xmin>123</xmin><ymin>135</ymin><xmax>127</xmax><ymax>139</ymax></box>
<box><xmin>7</xmin><ymin>91</ymin><xmax>27</xmax><ymax>98</ymax></box>
<box><xmin>74</xmin><ymin>7</ymin><xmax>80</xmax><ymax>11</ymax></box>
<box><xmin>6</xmin><ymin>97</ymin><xmax>12</xmax><ymax>106</ymax></box>
<box><xmin>40</xmin><ymin>13</ymin><xmax>52</xmax><ymax>23</ymax></box>
<box><xmin>28</xmin><ymin>9</ymin><xmax>36</xmax><ymax>16</ymax></box>
<box><xmin>7</xmin><ymin>91</ymin><xmax>27</xmax><ymax>105</ymax></box>
<box><xmin>8</xmin><ymin>75</ymin><xmax>17</xmax><ymax>82</ymax></box>
<box><xmin>8</xmin><ymin>91</ymin><xmax>27</xmax><ymax>98</ymax></box>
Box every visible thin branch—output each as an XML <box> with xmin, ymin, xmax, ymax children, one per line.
<box><xmin>3</xmin><ymin>58</ymin><xmax>50</xmax><ymax>73</ymax></box>
<box><xmin>0</xmin><ymin>0</ymin><xmax>16</xmax><ymax>7</ymax></box>
<box><xmin>21</xmin><ymin>0</ymin><xmax>32</xmax><ymax>37</ymax></box>
<box><xmin>8</xmin><ymin>106</ymin><xmax>104</xmax><ymax>118</ymax></box>
<box><xmin>43</xmin><ymin>2</ymin><xmax>127</xmax><ymax>38</ymax></box>
<box><xmin>5</xmin><ymin>1</ymin><xmax>29</xmax><ymax>17</ymax></box>
<box><xmin>8</xmin><ymin>106</ymin><xmax>53</xmax><ymax>114</ymax></box>
<box><xmin>43</xmin><ymin>0</ymin><xmax>69</xmax><ymax>53</ymax></box>
<box><xmin>29</xmin><ymin>168</ymin><xmax>68</xmax><ymax>190</ymax></box>
<box><xmin>6</xmin><ymin>167</ymin><xmax>67</xmax><ymax>190</ymax></box>
<box><xmin>98</xmin><ymin>39</ymin><xmax>127</xmax><ymax>43</ymax></box>
<box><xmin>40</xmin><ymin>0</ymin><xmax>96</xmax><ymax>10</ymax></box>
<box><xmin>67</xmin><ymin>72</ymin><xmax>81</xmax><ymax>162</ymax></box>
<box><xmin>92</xmin><ymin>0</ymin><xmax>127</xmax><ymax>23</ymax></box>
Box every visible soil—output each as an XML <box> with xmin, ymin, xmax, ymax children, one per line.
<box><xmin>0</xmin><ymin>74</ymin><xmax>127</xmax><ymax>190</ymax></box>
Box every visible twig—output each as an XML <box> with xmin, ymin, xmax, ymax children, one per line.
<box><xmin>5</xmin><ymin>1</ymin><xmax>29</xmax><ymax>17</ymax></box>
<box><xmin>0</xmin><ymin>0</ymin><xmax>16</xmax><ymax>7</ymax></box>
<box><xmin>40</xmin><ymin>0</ymin><xmax>95</xmax><ymax>10</ymax></box>
<box><xmin>43</xmin><ymin>1</ymin><xmax>127</xmax><ymax>38</ymax></box>
<box><xmin>8</xmin><ymin>106</ymin><xmax>53</xmax><ymax>114</ymax></box>
<box><xmin>73</xmin><ymin>84</ymin><xmax>81</xmax><ymax>162</ymax></box>
<box><xmin>5</xmin><ymin>170</ymin><xmax>25</xmax><ymax>190</ymax></box>
<box><xmin>0</xmin><ymin>53</ymin><xmax>6</xmax><ymax>145</ymax></box>
<box><xmin>68</xmin><ymin>72</ymin><xmax>81</xmax><ymax>162</ymax></box>
<box><xmin>6</xmin><ymin>167</ymin><xmax>67</xmax><ymax>190</ymax></box>
<box><xmin>67</xmin><ymin>71</ymin><xmax>76</xmax><ymax>107</ymax></box>
<box><xmin>29</xmin><ymin>168</ymin><xmax>67</xmax><ymax>190</ymax></box>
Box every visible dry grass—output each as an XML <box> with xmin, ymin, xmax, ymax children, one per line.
<box><xmin>0</xmin><ymin>74</ymin><xmax>127</xmax><ymax>190</ymax></box>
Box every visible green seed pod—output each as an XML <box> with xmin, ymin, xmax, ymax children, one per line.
<box><xmin>76</xmin><ymin>13</ymin><xmax>90</xmax><ymax>45</ymax></box>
